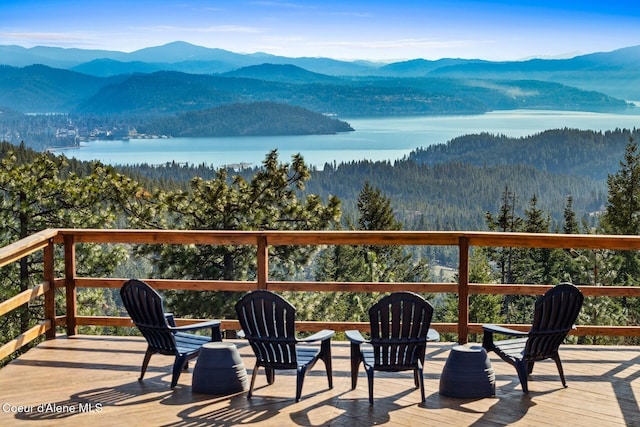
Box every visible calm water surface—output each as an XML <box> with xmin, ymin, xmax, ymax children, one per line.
<box><xmin>58</xmin><ymin>110</ymin><xmax>640</xmax><ymax>169</ymax></box>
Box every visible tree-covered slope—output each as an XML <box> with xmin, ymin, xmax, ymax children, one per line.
<box><xmin>304</xmin><ymin>159</ymin><xmax>605</xmax><ymax>231</ymax></box>
<box><xmin>410</xmin><ymin>128</ymin><xmax>640</xmax><ymax>180</ymax></box>
<box><xmin>0</xmin><ymin>65</ymin><xmax>107</xmax><ymax>112</ymax></box>
<box><xmin>139</xmin><ymin>102</ymin><xmax>354</xmax><ymax>137</ymax></box>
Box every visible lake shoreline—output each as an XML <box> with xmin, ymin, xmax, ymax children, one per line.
<box><xmin>58</xmin><ymin>110</ymin><xmax>640</xmax><ymax>169</ymax></box>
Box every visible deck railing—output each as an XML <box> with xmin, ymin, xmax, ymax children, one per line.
<box><xmin>2</xmin><ymin>228</ymin><xmax>640</xmax><ymax>360</ymax></box>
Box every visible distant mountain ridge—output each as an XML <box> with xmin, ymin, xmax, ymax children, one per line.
<box><xmin>221</xmin><ymin>63</ymin><xmax>341</xmax><ymax>84</ymax></box>
<box><xmin>2</xmin><ymin>41</ymin><xmax>640</xmax><ymax>99</ymax></box>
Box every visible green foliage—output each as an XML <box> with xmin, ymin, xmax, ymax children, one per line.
<box><xmin>0</xmin><ymin>148</ymin><xmax>151</xmax><ymax>352</ymax></box>
<box><xmin>480</xmin><ymin>182</ymin><xmax>638</xmax><ymax>343</ymax></box>
<box><xmin>601</xmin><ymin>137</ymin><xmax>640</xmax><ymax>281</ymax></box>
<box><xmin>137</xmin><ymin>150</ymin><xmax>341</xmax><ymax>319</ymax></box>
<box><xmin>602</xmin><ymin>137</ymin><xmax>640</xmax><ymax>236</ymax></box>
<box><xmin>598</xmin><ymin>137</ymin><xmax>640</xmax><ymax>342</ymax></box>
<box><xmin>298</xmin><ymin>183</ymin><xmax>430</xmax><ymax>323</ymax></box>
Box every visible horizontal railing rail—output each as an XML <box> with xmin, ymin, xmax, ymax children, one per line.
<box><xmin>2</xmin><ymin>228</ymin><xmax>640</xmax><ymax>361</ymax></box>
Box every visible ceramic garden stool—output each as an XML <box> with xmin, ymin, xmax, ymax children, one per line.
<box><xmin>439</xmin><ymin>344</ymin><xmax>495</xmax><ymax>398</ymax></box>
<box><xmin>192</xmin><ymin>342</ymin><xmax>249</xmax><ymax>395</ymax></box>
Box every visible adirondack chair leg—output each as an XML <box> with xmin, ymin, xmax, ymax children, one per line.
<box><xmin>296</xmin><ymin>366</ymin><xmax>308</xmax><ymax>402</ymax></box>
<box><xmin>265</xmin><ymin>367</ymin><xmax>275</xmax><ymax>385</ymax></box>
<box><xmin>319</xmin><ymin>339</ymin><xmax>333</xmax><ymax>389</ymax></box>
<box><xmin>552</xmin><ymin>355</ymin><xmax>568</xmax><ymax>387</ymax></box>
<box><xmin>350</xmin><ymin>342</ymin><xmax>361</xmax><ymax>390</ymax></box>
<box><xmin>247</xmin><ymin>364</ymin><xmax>259</xmax><ymax>398</ymax></box>
<box><xmin>414</xmin><ymin>359</ymin><xmax>424</xmax><ymax>388</ymax></box>
<box><xmin>171</xmin><ymin>355</ymin><xmax>188</xmax><ymax>388</ymax></box>
<box><xmin>365</xmin><ymin>366</ymin><xmax>375</xmax><ymax>405</ymax></box>
<box><xmin>515</xmin><ymin>361</ymin><xmax>529</xmax><ymax>393</ymax></box>
<box><xmin>528</xmin><ymin>361</ymin><xmax>535</xmax><ymax>375</ymax></box>
<box><xmin>417</xmin><ymin>365</ymin><xmax>426</xmax><ymax>403</ymax></box>
<box><xmin>139</xmin><ymin>348</ymin><xmax>154</xmax><ymax>381</ymax></box>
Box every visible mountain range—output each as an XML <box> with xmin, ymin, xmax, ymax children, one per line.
<box><xmin>0</xmin><ymin>41</ymin><xmax>638</xmax><ymax>116</ymax></box>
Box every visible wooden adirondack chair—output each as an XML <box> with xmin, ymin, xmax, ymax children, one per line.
<box><xmin>235</xmin><ymin>290</ymin><xmax>334</xmax><ymax>402</ymax></box>
<box><xmin>346</xmin><ymin>291</ymin><xmax>434</xmax><ymax>404</ymax></box>
<box><xmin>120</xmin><ymin>279</ymin><xmax>222</xmax><ymax>388</ymax></box>
<box><xmin>482</xmin><ymin>282</ymin><xmax>584</xmax><ymax>393</ymax></box>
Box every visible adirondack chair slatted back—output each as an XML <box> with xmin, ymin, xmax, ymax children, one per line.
<box><xmin>369</xmin><ymin>292</ymin><xmax>434</xmax><ymax>371</ymax></box>
<box><xmin>524</xmin><ymin>283</ymin><xmax>584</xmax><ymax>361</ymax></box>
<box><xmin>236</xmin><ymin>290</ymin><xmax>298</xmax><ymax>369</ymax></box>
<box><xmin>121</xmin><ymin>280</ymin><xmax>176</xmax><ymax>355</ymax></box>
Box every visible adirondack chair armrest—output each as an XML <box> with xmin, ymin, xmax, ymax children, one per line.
<box><xmin>345</xmin><ymin>330</ymin><xmax>368</xmax><ymax>345</ymax></box>
<box><xmin>299</xmin><ymin>329</ymin><xmax>335</xmax><ymax>343</ymax></box>
<box><xmin>482</xmin><ymin>324</ymin><xmax>528</xmax><ymax>337</ymax></box>
<box><xmin>169</xmin><ymin>320</ymin><xmax>221</xmax><ymax>340</ymax></box>
<box><xmin>482</xmin><ymin>324</ymin><xmax>528</xmax><ymax>352</ymax></box>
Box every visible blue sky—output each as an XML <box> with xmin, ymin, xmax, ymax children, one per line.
<box><xmin>2</xmin><ymin>0</ymin><xmax>640</xmax><ymax>61</ymax></box>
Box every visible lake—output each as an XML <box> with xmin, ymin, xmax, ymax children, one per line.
<box><xmin>57</xmin><ymin>110</ymin><xmax>640</xmax><ymax>169</ymax></box>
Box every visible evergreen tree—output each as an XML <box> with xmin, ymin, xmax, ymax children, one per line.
<box><xmin>601</xmin><ymin>137</ymin><xmax>640</xmax><ymax>282</ymax></box>
<box><xmin>357</xmin><ymin>182</ymin><xmax>402</xmax><ymax>232</ymax></box>
<box><xmin>506</xmin><ymin>195</ymin><xmax>552</xmax><ymax>323</ymax></box>
<box><xmin>307</xmin><ymin>182</ymin><xmax>430</xmax><ymax>323</ymax></box>
<box><xmin>140</xmin><ymin>150</ymin><xmax>341</xmax><ymax>319</ymax></box>
<box><xmin>517</xmin><ymin>194</ymin><xmax>552</xmax><ymax>284</ymax></box>
<box><xmin>485</xmin><ymin>186</ymin><xmax>523</xmax><ymax>284</ymax></box>
<box><xmin>600</xmin><ymin>137</ymin><xmax>640</xmax><ymax>340</ymax></box>
<box><xmin>558</xmin><ymin>196</ymin><xmax>596</xmax><ymax>285</ymax></box>
<box><xmin>563</xmin><ymin>196</ymin><xmax>580</xmax><ymax>234</ymax></box>
<box><xmin>0</xmin><ymin>151</ymin><xmax>146</xmax><ymax>354</ymax></box>
<box><xmin>602</xmin><ymin>137</ymin><xmax>640</xmax><ymax>235</ymax></box>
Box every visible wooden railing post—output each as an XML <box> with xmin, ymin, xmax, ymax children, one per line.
<box><xmin>257</xmin><ymin>235</ymin><xmax>268</xmax><ymax>290</ymax></box>
<box><xmin>458</xmin><ymin>236</ymin><xmax>470</xmax><ymax>344</ymax></box>
<box><xmin>64</xmin><ymin>234</ymin><xmax>77</xmax><ymax>336</ymax></box>
<box><xmin>44</xmin><ymin>239</ymin><xmax>56</xmax><ymax>340</ymax></box>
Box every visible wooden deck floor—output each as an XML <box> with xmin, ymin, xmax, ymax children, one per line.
<box><xmin>0</xmin><ymin>335</ymin><xmax>638</xmax><ymax>426</ymax></box>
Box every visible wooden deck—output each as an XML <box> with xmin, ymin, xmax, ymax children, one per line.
<box><xmin>0</xmin><ymin>335</ymin><xmax>638</xmax><ymax>426</ymax></box>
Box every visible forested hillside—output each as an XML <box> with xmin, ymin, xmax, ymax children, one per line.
<box><xmin>0</xmin><ymin>127</ymin><xmax>616</xmax><ymax>270</ymax></box>
<box><xmin>139</xmin><ymin>102</ymin><xmax>354</xmax><ymax>137</ymax></box>
<box><xmin>410</xmin><ymin>128</ymin><xmax>640</xmax><ymax>180</ymax></box>
<box><xmin>112</xmin><ymin>128</ymin><xmax>618</xmax><ymax>233</ymax></box>
<box><xmin>305</xmin><ymin>159</ymin><xmax>604</xmax><ymax>232</ymax></box>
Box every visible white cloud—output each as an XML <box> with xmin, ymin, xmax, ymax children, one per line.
<box><xmin>0</xmin><ymin>31</ymin><xmax>102</xmax><ymax>48</ymax></box>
